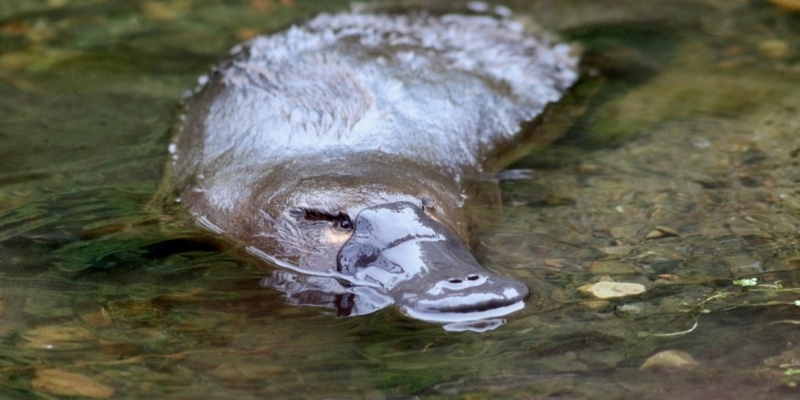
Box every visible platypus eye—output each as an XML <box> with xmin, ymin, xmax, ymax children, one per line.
<box><xmin>337</xmin><ymin>218</ymin><xmax>353</xmax><ymax>231</ymax></box>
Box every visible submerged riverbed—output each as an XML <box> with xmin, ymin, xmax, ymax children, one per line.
<box><xmin>1</xmin><ymin>1</ymin><xmax>799</xmax><ymax>398</ymax></box>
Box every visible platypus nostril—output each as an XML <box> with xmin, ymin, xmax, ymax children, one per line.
<box><xmin>447</xmin><ymin>275</ymin><xmax>483</xmax><ymax>285</ymax></box>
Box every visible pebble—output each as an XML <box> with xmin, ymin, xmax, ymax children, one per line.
<box><xmin>578</xmin><ymin>281</ymin><xmax>646</xmax><ymax>299</ymax></box>
<box><xmin>598</xmin><ymin>245</ymin><xmax>634</xmax><ymax>256</ymax></box>
<box><xmin>31</xmin><ymin>368</ymin><xmax>114</xmax><ymax>399</ymax></box>
<box><xmin>20</xmin><ymin>326</ymin><xmax>97</xmax><ymax>351</ymax></box>
<box><xmin>645</xmin><ymin>226</ymin><xmax>680</xmax><ymax>240</ymax></box>
<box><xmin>578</xmin><ymin>300</ymin><xmax>610</xmax><ymax>310</ymax></box>
<box><xmin>640</xmin><ymin>350</ymin><xmax>700</xmax><ymax>371</ymax></box>
<box><xmin>587</xmin><ymin>260</ymin><xmax>638</xmax><ymax>275</ymax></box>
<box><xmin>758</xmin><ymin>40</ymin><xmax>790</xmax><ymax>61</ymax></box>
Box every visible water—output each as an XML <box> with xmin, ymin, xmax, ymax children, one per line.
<box><xmin>1</xmin><ymin>1</ymin><xmax>799</xmax><ymax>398</ymax></box>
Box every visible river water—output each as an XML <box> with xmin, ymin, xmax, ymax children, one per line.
<box><xmin>1</xmin><ymin>0</ymin><xmax>799</xmax><ymax>398</ymax></box>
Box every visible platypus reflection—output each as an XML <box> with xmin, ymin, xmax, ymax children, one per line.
<box><xmin>166</xmin><ymin>12</ymin><xmax>578</xmax><ymax>326</ymax></box>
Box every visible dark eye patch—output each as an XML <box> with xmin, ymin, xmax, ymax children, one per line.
<box><xmin>291</xmin><ymin>208</ymin><xmax>353</xmax><ymax>231</ymax></box>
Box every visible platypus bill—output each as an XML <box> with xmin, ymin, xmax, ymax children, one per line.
<box><xmin>166</xmin><ymin>11</ymin><xmax>579</xmax><ymax>330</ymax></box>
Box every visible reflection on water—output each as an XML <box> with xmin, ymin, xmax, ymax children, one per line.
<box><xmin>1</xmin><ymin>0</ymin><xmax>800</xmax><ymax>398</ymax></box>
<box><xmin>260</xmin><ymin>270</ymin><xmax>394</xmax><ymax>317</ymax></box>
<box><xmin>260</xmin><ymin>270</ymin><xmax>511</xmax><ymax>332</ymax></box>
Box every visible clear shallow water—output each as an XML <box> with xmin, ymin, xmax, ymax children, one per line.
<box><xmin>1</xmin><ymin>0</ymin><xmax>799</xmax><ymax>398</ymax></box>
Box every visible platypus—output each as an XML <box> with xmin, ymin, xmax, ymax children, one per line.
<box><xmin>166</xmin><ymin>11</ymin><xmax>578</xmax><ymax>326</ymax></box>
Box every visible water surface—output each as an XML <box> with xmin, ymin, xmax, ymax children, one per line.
<box><xmin>1</xmin><ymin>0</ymin><xmax>799</xmax><ymax>398</ymax></box>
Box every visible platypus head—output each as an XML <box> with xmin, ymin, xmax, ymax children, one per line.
<box><xmin>244</xmin><ymin>157</ymin><xmax>529</xmax><ymax>325</ymax></box>
<box><xmin>337</xmin><ymin>201</ymin><xmax>528</xmax><ymax>322</ymax></box>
